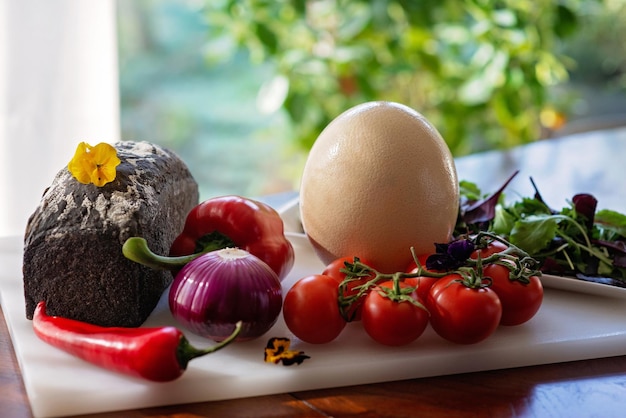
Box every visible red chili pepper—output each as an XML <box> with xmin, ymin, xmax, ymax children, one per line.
<box><xmin>169</xmin><ymin>195</ymin><xmax>294</xmax><ymax>280</ymax></box>
<box><xmin>32</xmin><ymin>301</ymin><xmax>242</xmax><ymax>382</ymax></box>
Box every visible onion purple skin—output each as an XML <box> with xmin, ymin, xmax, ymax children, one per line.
<box><xmin>168</xmin><ymin>248</ymin><xmax>283</xmax><ymax>342</ymax></box>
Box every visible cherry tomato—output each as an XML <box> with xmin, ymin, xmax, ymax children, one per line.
<box><xmin>427</xmin><ymin>274</ymin><xmax>502</xmax><ymax>344</ymax></box>
<box><xmin>361</xmin><ymin>280</ymin><xmax>429</xmax><ymax>346</ymax></box>
<box><xmin>283</xmin><ymin>274</ymin><xmax>346</xmax><ymax>344</ymax></box>
<box><xmin>405</xmin><ymin>253</ymin><xmax>440</xmax><ymax>302</ymax></box>
<box><xmin>483</xmin><ymin>262</ymin><xmax>543</xmax><ymax>326</ymax></box>
<box><xmin>323</xmin><ymin>256</ymin><xmax>375</xmax><ymax>321</ymax></box>
<box><xmin>470</xmin><ymin>239</ymin><xmax>508</xmax><ymax>260</ymax></box>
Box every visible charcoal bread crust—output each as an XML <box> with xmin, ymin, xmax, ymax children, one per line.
<box><xmin>23</xmin><ymin>141</ymin><xmax>199</xmax><ymax>327</ymax></box>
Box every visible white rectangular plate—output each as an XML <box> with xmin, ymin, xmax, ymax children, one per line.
<box><xmin>3</xmin><ymin>207</ymin><xmax>626</xmax><ymax>417</ymax></box>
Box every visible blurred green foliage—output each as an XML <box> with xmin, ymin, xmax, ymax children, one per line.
<box><xmin>204</xmin><ymin>0</ymin><xmax>588</xmax><ymax>156</ymax></box>
<box><xmin>118</xmin><ymin>0</ymin><xmax>625</xmax><ymax>198</ymax></box>
<box><xmin>117</xmin><ymin>1</ymin><xmax>297</xmax><ymax>199</ymax></box>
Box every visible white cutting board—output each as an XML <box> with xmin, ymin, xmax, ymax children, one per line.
<box><xmin>3</xmin><ymin>207</ymin><xmax>626</xmax><ymax>417</ymax></box>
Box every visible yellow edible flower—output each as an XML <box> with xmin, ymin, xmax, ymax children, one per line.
<box><xmin>68</xmin><ymin>142</ymin><xmax>120</xmax><ymax>187</ymax></box>
<box><xmin>264</xmin><ymin>337</ymin><xmax>310</xmax><ymax>366</ymax></box>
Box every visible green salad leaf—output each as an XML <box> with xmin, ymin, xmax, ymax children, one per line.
<box><xmin>509</xmin><ymin>214</ymin><xmax>559</xmax><ymax>254</ymax></box>
<box><xmin>457</xmin><ymin>173</ymin><xmax>626</xmax><ymax>283</ymax></box>
<box><xmin>595</xmin><ymin>209</ymin><xmax>626</xmax><ymax>239</ymax></box>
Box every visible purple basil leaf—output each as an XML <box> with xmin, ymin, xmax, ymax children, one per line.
<box><xmin>462</xmin><ymin>170</ymin><xmax>519</xmax><ymax>225</ymax></box>
<box><xmin>448</xmin><ymin>239</ymin><xmax>475</xmax><ymax>260</ymax></box>
<box><xmin>572</xmin><ymin>193</ymin><xmax>598</xmax><ymax>230</ymax></box>
<box><xmin>433</xmin><ymin>242</ymin><xmax>449</xmax><ymax>254</ymax></box>
<box><xmin>425</xmin><ymin>239</ymin><xmax>474</xmax><ymax>271</ymax></box>
<box><xmin>425</xmin><ymin>253</ymin><xmax>449</xmax><ymax>271</ymax></box>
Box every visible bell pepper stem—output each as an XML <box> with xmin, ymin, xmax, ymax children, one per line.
<box><xmin>177</xmin><ymin>321</ymin><xmax>243</xmax><ymax>369</ymax></box>
<box><xmin>122</xmin><ymin>237</ymin><xmax>201</xmax><ymax>271</ymax></box>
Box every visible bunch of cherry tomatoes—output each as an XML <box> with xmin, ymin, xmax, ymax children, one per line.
<box><xmin>283</xmin><ymin>235</ymin><xmax>544</xmax><ymax>346</ymax></box>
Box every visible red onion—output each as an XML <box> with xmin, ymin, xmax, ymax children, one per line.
<box><xmin>169</xmin><ymin>248</ymin><xmax>283</xmax><ymax>341</ymax></box>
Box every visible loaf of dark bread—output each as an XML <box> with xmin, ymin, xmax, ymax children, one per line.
<box><xmin>23</xmin><ymin>141</ymin><xmax>199</xmax><ymax>327</ymax></box>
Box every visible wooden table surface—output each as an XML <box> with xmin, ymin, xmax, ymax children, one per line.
<box><xmin>2</xmin><ymin>126</ymin><xmax>626</xmax><ymax>418</ymax></box>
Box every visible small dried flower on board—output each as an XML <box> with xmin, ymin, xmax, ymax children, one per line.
<box><xmin>264</xmin><ymin>337</ymin><xmax>310</xmax><ymax>366</ymax></box>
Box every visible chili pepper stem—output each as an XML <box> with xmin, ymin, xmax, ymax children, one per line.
<box><xmin>123</xmin><ymin>237</ymin><xmax>201</xmax><ymax>270</ymax></box>
<box><xmin>177</xmin><ymin>321</ymin><xmax>243</xmax><ymax>369</ymax></box>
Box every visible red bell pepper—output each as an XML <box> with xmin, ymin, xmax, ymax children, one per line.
<box><xmin>169</xmin><ymin>195</ymin><xmax>294</xmax><ymax>280</ymax></box>
<box><xmin>32</xmin><ymin>301</ymin><xmax>241</xmax><ymax>382</ymax></box>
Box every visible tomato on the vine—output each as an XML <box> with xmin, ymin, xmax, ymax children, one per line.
<box><xmin>323</xmin><ymin>256</ymin><xmax>375</xmax><ymax>321</ymax></box>
<box><xmin>361</xmin><ymin>280</ymin><xmax>429</xmax><ymax>346</ymax></box>
<box><xmin>427</xmin><ymin>274</ymin><xmax>502</xmax><ymax>344</ymax></box>
<box><xmin>405</xmin><ymin>253</ymin><xmax>441</xmax><ymax>302</ymax></box>
<box><xmin>283</xmin><ymin>274</ymin><xmax>346</xmax><ymax>344</ymax></box>
<box><xmin>483</xmin><ymin>262</ymin><xmax>543</xmax><ymax>326</ymax></box>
